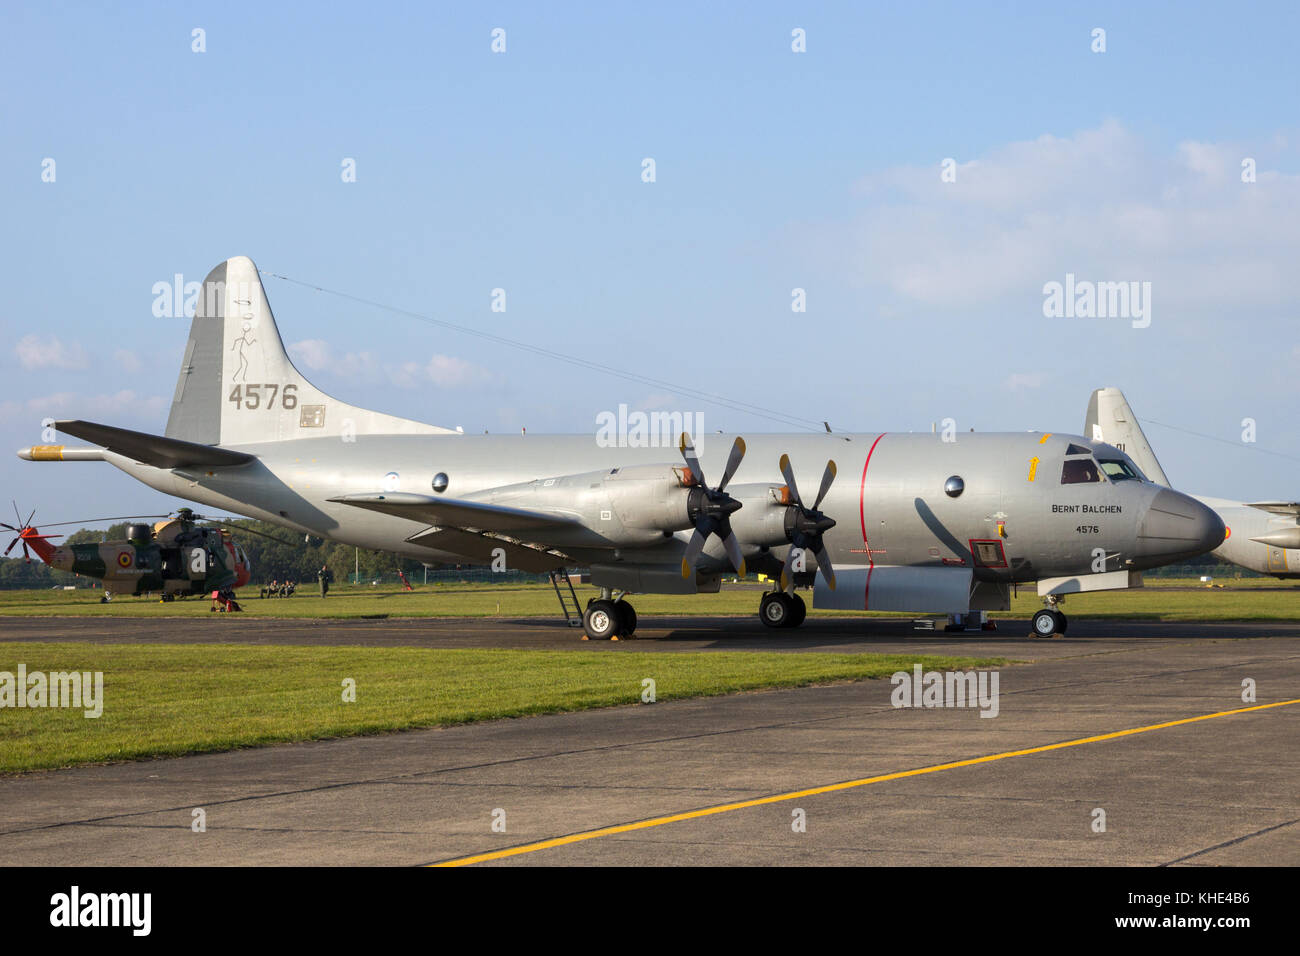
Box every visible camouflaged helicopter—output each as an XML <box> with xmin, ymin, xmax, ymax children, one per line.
<box><xmin>2</xmin><ymin>506</ymin><xmax>259</xmax><ymax>600</ymax></box>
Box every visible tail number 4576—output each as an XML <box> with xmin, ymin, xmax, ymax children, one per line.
<box><xmin>228</xmin><ymin>383</ymin><xmax>298</xmax><ymax>410</ymax></box>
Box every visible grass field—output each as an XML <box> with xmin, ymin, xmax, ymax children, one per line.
<box><xmin>0</xmin><ymin>643</ymin><xmax>1006</xmax><ymax>773</ymax></box>
<box><xmin>0</xmin><ymin>577</ymin><xmax>1295</xmax><ymax>622</ymax></box>
<box><xmin>1</xmin><ymin>577</ymin><xmax>1289</xmax><ymax>773</ymax></box>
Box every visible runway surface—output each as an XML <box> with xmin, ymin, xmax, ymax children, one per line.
<box><xmin>1</xmin><ymin>616</ymin><xmax>1298</xmax><ymax>865</ymax></box>
<box><xmin>4</xmin><ymin>612</ymin><xmax>1300</xmax><ymax>656</ymax></box>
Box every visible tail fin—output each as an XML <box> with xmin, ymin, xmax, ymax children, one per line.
<box><xmin>20</xmin><ymin>526</ymin><xmax>58</xmax><ymax>565</ymax></box>
<box><xmin>1084</xmin><ymin>387</ymin><xmax>1172</xmax><ymax>486</ymax></box>
<box><xmin>166</xmin><ymin>257</ymin><xmax>456</xmax><ymax>446</ymax></box>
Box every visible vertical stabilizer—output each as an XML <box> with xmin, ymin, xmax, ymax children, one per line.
<box><xmin>1084</xmin><ymin>387</ymin><xmax>1171</xmax><ymax>486</ymax></box>
<box><xmin>166</xmin><ymin>256</ymin><xmax>456</xmax><ymax>446</ymax></box>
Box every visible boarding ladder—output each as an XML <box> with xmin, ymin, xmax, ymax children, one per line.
<box><xmin>549</xmin><ymin>569</ymin><xmax>584</xmax><ymax>627</ymax></box>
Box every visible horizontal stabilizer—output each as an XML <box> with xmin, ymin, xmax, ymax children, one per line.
<box><xmin>55</xmin><ymin>420</ymin><xmax>255</xmax><ymax>470</ymax></box>
<box><xmin>1245</xmin><ymin>501</ymin><xmax>1300</xmax><ymax>516</ymax></box>
<box><xmin>329</xmin><ymin>492</ymin><xmax>579</xmax><ymax>534</ymax></box>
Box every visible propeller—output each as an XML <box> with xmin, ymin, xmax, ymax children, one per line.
<box><xmin>679</xmin><ymin>433</ymin><xmax>748</xmax><ymax>578</ymax></box>
<box><xmin>777</xmin><ymin>455</ymin><xmax>838</xmax><ymax>592</ymax></box>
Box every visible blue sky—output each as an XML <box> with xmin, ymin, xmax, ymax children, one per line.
<box><xmin>2</xmin><ymin>0</ymin><xmax>1298</xmax><ymax>519</ymax></box>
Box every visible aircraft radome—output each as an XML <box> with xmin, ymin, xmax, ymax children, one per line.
<box><xmin>1086</xmin><ymin>386</ymin><xmax>1298</xmax><ymax>580</ymax></box>
<box><xmin>17</xmin><ymin>257</ymin><xmax>1226</xmax><ymax>640</ymax></box>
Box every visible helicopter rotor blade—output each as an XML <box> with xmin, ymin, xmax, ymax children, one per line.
<box><xmin>211</xmin><ymin>523</ymin><xmax>297</xmax><ymax>546</ymax></box>
<box><xmin>33</xmin><ymin>514</ymin><xmax>170</xmax><ymax>529</ymax></box>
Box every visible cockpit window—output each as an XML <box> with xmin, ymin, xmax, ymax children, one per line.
<box><xmin>1065</xmin><ymin>443</ymin><xmax>1090</xmax><ymax>455</ymax></box>
<box><xmin>1061</xmin><ymin>458</ymin><xmax>1102</xmax><ymax>484</ymax></box>
<box><xmin>1098</xmin><ymin>458</ymin><xmax>1143</xmax><ymax>481</ymax></box>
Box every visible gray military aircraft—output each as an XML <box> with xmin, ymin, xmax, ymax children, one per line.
<box><xmin>1085</xmin><ymin>387</ymin><xmax>1298</xmax><ymax>579</ymax></box>
<box><xmin>17</xmin><ymin>257</ymin><xmax>1226</xmax><ymax>639</ymax></box>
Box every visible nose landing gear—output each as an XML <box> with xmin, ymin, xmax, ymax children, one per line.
<box><xmin>1031</xmin><ymin>595</ymin><xmax>1068</xmax><ymax>638</ymax></box>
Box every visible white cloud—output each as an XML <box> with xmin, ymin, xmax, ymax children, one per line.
<box><xmin>0</xmin><ymin>390</ymin><xmax>168</xmax><ymax>430</ymax></box>
<box><xmin>1003</xmin><ymin>372</ymin><xmax>1047</xmax><ymax>390</ymax></box>
<box><xmin>421</xmin><ymin>354</ymin><xmax>490</xmax><ymax>388</ymax></box>
<box><xmin>15</xmin><ymin>335</ymin><xmax>88</xmax><ymax>370</ymax></box>
<box><xmin>113</xmin><ymin>349</ymin><xmax>142</xmax><ymax>373</ymax></box>
<box><xmin>828</xmin><ymin>121</ymin><xmax>1300</xmax><ymax>314</ymax></box>
<box><xmin>288</xmin><ymin>338</ymin><xmax>334</xmax><ymax>371</ymax></box>
<box><xmin>289</xmin><ymin>340</ymin><xmax>491</xmax><ymax>390</ymax></box>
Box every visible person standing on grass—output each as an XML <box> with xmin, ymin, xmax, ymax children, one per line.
<box><xmin>317</xmin><ymin>564</ymin><xmax>332</xmax><ymax>598</ymax></box>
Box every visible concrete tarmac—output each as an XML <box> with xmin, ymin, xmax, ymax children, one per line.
<box><xmin>1</xmin><ymin>616</ymin><xmax>1297</xmax><ymax>865</ymax></box>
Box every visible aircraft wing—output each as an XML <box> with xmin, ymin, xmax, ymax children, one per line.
<box><xmin>1245</xmin><ymin>501</ymin><xmax>1300</xmax><ymax>516</ymax></box>
<box><xmin>328</xmin><ymin>492</ymin><xmax>581</xmax><ymax>534</ymax></box>
<box><xmin>55</xmin><ymin>420</ymin><xmax>255</xmax><ymax>469</ymax></box>
<box><xmin>404</xmin><ymin>527</ymin><xmax>566</xmax><ymax>572</ymax></box>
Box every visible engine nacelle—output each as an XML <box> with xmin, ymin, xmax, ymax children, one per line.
<box><xmin>716</xmin><ymin>482</ymin><xmax>793</xmax><ymax>551</ymax></box>
<box><xmin>466</xmin><ymin>463</ymin><xmax>699</xmax><ymax>547</ymax></box>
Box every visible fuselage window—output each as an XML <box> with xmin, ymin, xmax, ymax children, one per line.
<box><xmin>1061</xmin><ymin>458</ymin><xmax>1102</xmax><ymax>484</ymax></box>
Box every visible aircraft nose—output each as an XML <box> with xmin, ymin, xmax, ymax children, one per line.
<box><xmin>1136</xmin><ymin>489</ymin><xmax>1226</xmax><ymax>561</ymax></box>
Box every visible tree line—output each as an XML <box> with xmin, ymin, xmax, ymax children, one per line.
<box><xmin>0</xmin><ymin>518</ymin><xmax>445</xmax><ymax>589</ymax></box>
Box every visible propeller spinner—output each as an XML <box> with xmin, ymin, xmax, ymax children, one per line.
<box><xmin>777</xmin><ymin>454</ymin><xmax>838</xmax><ymax>592</ymax></box>
<box><xmin>679</xmin><ymin>433</ymin><xmax>748</xmax><ymax>578</ymax></box>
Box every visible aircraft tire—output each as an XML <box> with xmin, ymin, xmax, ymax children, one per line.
<box><xmin>616</xmin><ymin>601</ymin><xmax>637</xmax><ymax>637</ymax></box>
<box><xmin>1031</xmin><ymin>609</ymin><xmax>1059</xmax><ymax>637</ymax></box>
<box><xmin>788</xmin><ymin>593</ymin><xmax>807</xmax><ymax>628</ymax></box>
<box><xmin>1055</xmin><ymin>611</ymin><xmax>1068</xmax><ymax>634</ymax></box>
<box><xmin>583</xmin><ymin>600</ymin><xmax>621</xmax><ymax>640</ymax></box>
<box><xmin>760</xmin><ymin>592</ymin><xmax>793</xmax><ymax>628</ymax></box>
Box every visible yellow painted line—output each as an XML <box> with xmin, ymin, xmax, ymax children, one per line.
<box><xmin>1039</xmin><ymin>433</ymin><xmax>1052</xmax><ymax>444</ymax></box>
<box><xmin>430</xmin><ymin>698</ymin><xmax>1300</xmax><ymax>867</ymax></box>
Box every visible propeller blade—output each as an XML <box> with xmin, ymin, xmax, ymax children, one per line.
<box><xmin>681</xmin><ymin>527</ymin><xmax>708</xmax><ymax>578</ymax></box>
<box><xmin>716</xmin><ymin>437</ymin><xmax>746</xmax><ymax>493</ymax></box>
<box><xmin>678</xmin><ymin>433</ymin><xmax>707</xmax><ymax>488</ymax></box>
<box><xmin>4</xmin><ymin>538</ymin><xmax>19</xmax><ymax>557</ymax></box>
<box><xmin>778</xmin><ymin>545</ymin><xmax>799</xmax><ymax>592</ymax></box>
<box><xmin>813</xmin><ymin>543</ymin><xmax>836</xmax><ymax>591</ymax></box>
<box><xmin>778</xmin><ymin>453</ymin><xmax>801</xmax><ymax>506</ymax></box>
<box><xmin>22</xmin><ymin>541</ymin><xmax>31</xmax><ymax>562</ymax></box>
<box><xmin>812</xmin><ymin>460</ymin><xmax>837</xmax><ymax>511</ymax></box>
<box><xmin>719</xmin><ymin>523</ymin><xmax>746</xmax><ymax>577</ymax></box>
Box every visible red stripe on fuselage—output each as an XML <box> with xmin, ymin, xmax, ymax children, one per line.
<box><xmin>859</xmin><ymin>434</ymin><xmax>885</xmax><ymax>609</ymax></box>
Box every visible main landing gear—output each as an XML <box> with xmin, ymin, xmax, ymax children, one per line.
<box><xmin>582</xmin><ymin>588</ymin><xmax>637</xmax><ymax>641</ymax></box>
<box><xmin>1031</xmin><ymin>596</ymin><xmax>1068</xmax><ymax>638</ymax></box>
<box><xmin>759</xmin><ymin>591</ymin><xmax>807</xmax><ymax>629</ymax></box>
